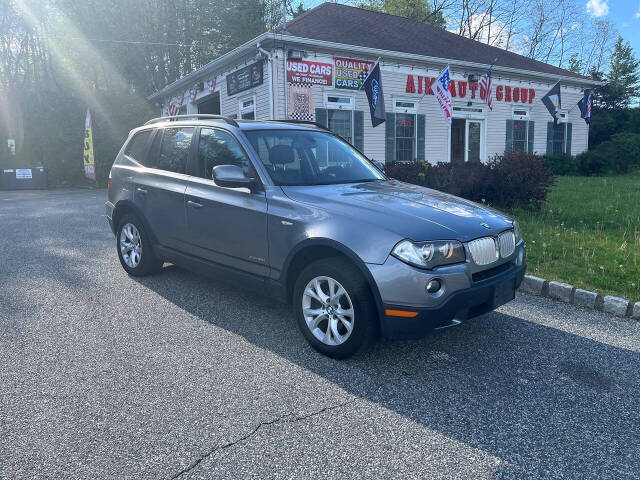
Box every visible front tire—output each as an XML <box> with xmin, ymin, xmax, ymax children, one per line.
<box><xmin>116</xmin><ymin>213</ymin><xmax>163</xmax><ymax>276</ymax></box>
<box><xmin>293</xmin><ymin>257</ymin><xmax>377</xmax><ymax>359</ymax></box>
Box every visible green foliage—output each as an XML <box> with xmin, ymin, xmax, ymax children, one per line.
<box><xmin>357</xmin><ymin>0</ymin><xmax>446</xmax><ymax>28</ymax></box>
<box><xmin>598</xmin><ymin>37</ymin><xmax>640</xmax><ymax>109</ymax></box>
<box><xmin>511</xmin><ymin>174</ymin><xmax>640</xmax><ymax>299</ymax></box>
<box><xmin>9</xmin><ymin>86</ymin><xmax>154</xmax><ymax>187</ymax></box>
<box><xmin>385</xmin><ymin>152</ymin><xmax>554</xmax><ymax>210</ymax></box>
<box><xmin>544</xmin><ymin>132</ymin><xmax>640</xmax><ymax>177</ymax></box>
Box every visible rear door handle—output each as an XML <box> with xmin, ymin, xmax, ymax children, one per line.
<box><xmin>187</xmin><ymin>200</ymin><xmax>203</xmax><ymax>209</ymax></box>
<box><xmin>136</xmin><ymin>187</ymin><xmax>148</xmax><ymax>195</ymax></box>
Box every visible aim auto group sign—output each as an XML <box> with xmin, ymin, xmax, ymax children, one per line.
<box><xmin>405</xmin><ymin>74</ymin><xmax>537</xmax><ymax>104</ymax></box>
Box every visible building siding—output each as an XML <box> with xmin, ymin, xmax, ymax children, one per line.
<box><xmin>159</xmin><ymin>44</ymin><xmax>590</xmax><ymax>162</ymax></box>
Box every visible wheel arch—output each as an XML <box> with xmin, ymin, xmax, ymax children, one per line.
<box><xmin>282</xmin><ymin>238</ymin><xmax>385</xmax><ymax>321</ymax></box>
<box><xmin>111</xmin><ymin>200</ymin><xmax>158</xmax><ymax>245</ymax></box>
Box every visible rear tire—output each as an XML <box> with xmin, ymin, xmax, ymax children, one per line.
<box><xmin>116</xmin><ymin>213</ymin><xmax>163</xmax><ymax>276</ymax></box>
<box><xmin>293</xmin><ymin>257</ymin><xmax>378</xmax><ymax>359</ymax></box>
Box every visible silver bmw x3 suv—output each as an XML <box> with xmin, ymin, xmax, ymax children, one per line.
<box><xmin>106</xmin><ymin>115</ymin><xmax>526</xmax><ymax>358</ymax></box>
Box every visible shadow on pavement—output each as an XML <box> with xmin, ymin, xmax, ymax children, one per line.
<box><xmin>134</xmin><ymin>265</ymin><xmax>640</xmax><ymax>479</ymax></box>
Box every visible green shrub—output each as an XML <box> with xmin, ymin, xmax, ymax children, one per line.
<box><xmin>385</xmin><ymin>152</ymin><xmax>554</xmax><ymax>210</ymax></box>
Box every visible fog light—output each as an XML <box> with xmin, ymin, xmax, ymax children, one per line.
<box><xmin>426</xmin><ymin>279</ymin><xmax>441</xmax><ymax>294</ymax></box>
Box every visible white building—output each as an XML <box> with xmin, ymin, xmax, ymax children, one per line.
<box><xmin>148</xmin><ymin>2</ymin><xmax>597</xmax><ymax>164</ymax></box>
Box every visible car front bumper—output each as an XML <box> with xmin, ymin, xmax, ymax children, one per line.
<box><xmin>367</xmin><ymin>243</ymin><xmax>526</xmax><ymax>339</ymax></box>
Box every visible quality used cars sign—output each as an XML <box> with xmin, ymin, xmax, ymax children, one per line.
<box><xmin>286</xmin><ymin>60</ymin><xmax>333</xmax><ymax>86</ymax></box>
<box><xmin>334</xmin><ymin>57</ymin><xmax>376</xmax><ymax>90</ymax></box>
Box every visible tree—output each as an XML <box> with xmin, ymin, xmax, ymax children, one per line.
<box><xmin>358</xmin><ymin>0</ymin><xmax>447</xmax><ymax>28</ymax></box>
<box><xmin>568</xmin><ymin>53</ymin><xmax>582</xmax><ymax>74</ymax></box>
<box><xmin>600</xmin><ymin>37</ymin><xmax>639</xmax><ymax>109</ymax></box>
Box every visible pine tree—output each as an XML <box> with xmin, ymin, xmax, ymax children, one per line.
<box><xmin>600</xmin><ymin>37</ymin><xmax>640</xmax><ymax>109</ymax></box>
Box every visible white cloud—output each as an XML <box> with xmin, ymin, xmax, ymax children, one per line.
<box><xmin>586</xmin><ymin>0</ymin><xmax>609</xmax><ymax>17</ymax></box>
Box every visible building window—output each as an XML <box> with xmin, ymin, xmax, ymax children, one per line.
<box><xmin>239</xmin><ymin>97</ymin><xmax>255</xmax><ymax>119</ymax></box>
<box><xmin>325</xmin><ymin>95</ymin><xmax>354</xmax><ymax>110</ymax></box>
<box><xmin>549</xmin><ymin>123</ymin><xmax>567</xmax><ymax>155</ymax></box>
<box><xmin>512</xmin><ymin>120</ymin><xmax>529</xmax><ymax>153</ymax></box>
<box><xmin>394</xmin><ymin>99</ymin><xmax>417</xmax><ymax>114</ymax></box>
<box><xmin>327</xmin><ymin>110</ymin><xmax>353</xmax><ymax>143</ymax></box>
<box><xmin>395</xmin><ymin>113</ymin><xmax>415</xmax><ymax>161</ymax></box>
<box><xmin>324</xmin><ymin>94</ymin><xmax>354</xmax><ymax>144</ymax></box>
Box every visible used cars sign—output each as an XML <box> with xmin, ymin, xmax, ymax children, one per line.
<box><xmin>286</xmin><ymin>60</ymin><xmax>332</xmax><ymax>86</ymax></box>
<box><xmin>334</xmin><ymin>57</ymin><xmax>376</xmax><ymax>90</ymax></box>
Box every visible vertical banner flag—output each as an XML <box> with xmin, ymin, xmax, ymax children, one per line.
<box><xmin>361</xmin><ymin>62</ymin><xmax>386</xmax><ymax>127</ymax></box>
<box><xmin>479</xmin><ymin>66</ymin><xmax>493</xmax><ymax>110</ymax></box>
<box><xmin>577</xmin><ymin>90</ymin><xmax>592</xmax><ymax>125</ymax></box>
<box><xmin>542</xmin><ymin>82</ymin><xmax>562</xmax><ymax>123</ymax></box>
<box><xmin>288</xmin><ymin>82</ymin><xmax>314</xmax><ymax>121</ymax></box>
<box><xmin>83</xmin><ymin>108</ymin><xmax>96</xmax><ymax>182</ymax></box>
<box><xmin>431</xmin><ymin>66</ymin><xmax>453</xmax><ymax>125</ymax></box>
<box><xmin>207</xmin><ymin>76</ymin><xmax>217</xmax><ymax>93</ymax></box>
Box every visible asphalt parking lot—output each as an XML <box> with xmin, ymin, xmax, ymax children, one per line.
<box><xmin>1</xmin><ymin>188</ymin><xmax>639</xmax><ymax>479</ymax></box>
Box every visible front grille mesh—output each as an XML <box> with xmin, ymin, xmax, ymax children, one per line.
<box><xmin>498</xmin><ymin>230</ymin><xmax>516</xmax><ymax>258</ymax></box>
<box><xmin>468</xmin><ymin>237</ymin><xmax>498</xmax><ymax>266</ymax></box>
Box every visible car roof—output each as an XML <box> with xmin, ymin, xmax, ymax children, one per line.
<box><xmin>135</xmin><ymin>116</ymin><xmax>327</xmax><ymax>133</ymax></box>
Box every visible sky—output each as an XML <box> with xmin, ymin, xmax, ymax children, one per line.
<box><xmin>599</xmin><ymin>0</ymin><xmax>640</xmax><ymax>52</ymax></box>
<box><xmin>301</xmin><ymin>0</ymin><xmax>640</xmax><ymax>56</ymax></box>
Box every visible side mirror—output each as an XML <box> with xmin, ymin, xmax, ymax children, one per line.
<box><xmin>212</xmin><ymin>165</ymin><xmax>258</xmax><ymax>190</ymax></box>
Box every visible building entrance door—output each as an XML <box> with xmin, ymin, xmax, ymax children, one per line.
<box><xmin>197</xmin><ymin>91</ymin><xmax>221</xmax><ymax>115</ymax></box>
<box><xmin>450</xmin><ymin>117</ymin><xmax>484</xmax><ymax>163</ymax></box>
<box><xmin>450</xmin><ymin>119</ymin><xmax>465</xmax><ymax>164</ymax></box>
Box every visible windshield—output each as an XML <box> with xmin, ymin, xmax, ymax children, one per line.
<box><xmin>244</xmin><ymin>129</ymin><xmax>386</xmax><ymax>186</ymax></box>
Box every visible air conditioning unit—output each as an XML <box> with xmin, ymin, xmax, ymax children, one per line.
<box><xmin>557</xmin><ymin>110</ymin><xmax>569</xmax><ymax>123</ymax></box>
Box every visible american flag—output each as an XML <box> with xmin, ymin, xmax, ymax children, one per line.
<box><xmin>431</xmin><ymin>66</ymin><xmax>452</xmax><ymax>125</ymax></box>
<box><xmin>167</xmin><ymin>93</ymin><xmax>184</xmax><ymax>116</ymax></box>
<box><xmin>480</xmin><ymin>66</ymin><xmax>493</xmax><ymax>110</ymax></box>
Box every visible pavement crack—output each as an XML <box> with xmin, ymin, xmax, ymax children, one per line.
<box><xmin>170</xmin><ymin>399</ymin><xmax>353</xmax><ymax>479</ymax></box>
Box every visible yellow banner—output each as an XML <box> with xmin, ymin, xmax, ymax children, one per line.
<box><xmin>83</xmin><ymin>108</ymin><xmax>96</xmax><ymax>181</ymax></box>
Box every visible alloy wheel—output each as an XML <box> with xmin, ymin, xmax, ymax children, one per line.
<box><xmin>302</xmin><ymin>276</ymin><xmax>355</xmax><ymax>346</ymax></box>
<box><xmin>120</xmin><ymin>223</ymin><xmax>142</xmax><ymax>268</ymax></box>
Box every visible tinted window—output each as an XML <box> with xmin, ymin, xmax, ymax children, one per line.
<box><xmin>245</xmin><ymin>130</ymin><xmax>384</xmax><ymax>186</ymax></box>
<box><xmin>150</xmin><ymin>128</ymin><xmax>193</xmax><ymax>174</ymax></box>
<box><xmin>124</xmin><ymin>130</ymin><xmax>152</xmax><ymax>164</ymax></box>
<box><xmin>198</xmin><ymin>128</ymin><xmax>253</xmax><ymax>180</ymax></box>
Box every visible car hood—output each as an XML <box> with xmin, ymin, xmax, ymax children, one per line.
<box><xmin>281</xmin><ymin>180</ymin><xmax>514</xmax><ymax>242</ymax></box>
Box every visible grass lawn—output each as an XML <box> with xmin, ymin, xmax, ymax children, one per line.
<box><xmin>509</xmin><ymin>174</ymin><xmax>640</xmax><ymax>301</ymax></box>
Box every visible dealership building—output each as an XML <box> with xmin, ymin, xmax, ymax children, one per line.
<box><xmin>148</xmin><ymin>2</ymin><xmax>597</xmax><ymax>164</ymax></box>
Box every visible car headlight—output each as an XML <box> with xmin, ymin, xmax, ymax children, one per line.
<box><xmin>513</xmin><ymin>220</ymin><xmax>522</xmax><ymax>242</ymax></box>
<box><xmin>391</xmin><ymin>239</ymin><xmax>466</xmax><ymax>269</ymax></box>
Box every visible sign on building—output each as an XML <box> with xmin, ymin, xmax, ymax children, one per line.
<box><xmin>227</xmin><ymin>62</ymin><xmax>264</xmax><ymax>96</ymax></box>
<box><xmin>286</xmin><ymin>59</ymin><xmax>332</xmax><ymax>86</ymax></box>
<box><xmin>334</xmin><ymin>57</ymin><xmax>376</xmax><ymax>90</ymax></box>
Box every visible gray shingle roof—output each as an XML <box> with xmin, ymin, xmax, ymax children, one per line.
<box><xmin>284</xmin><ymin>3</ymin><xmax>588</xmax><ymax>80</ymax></box>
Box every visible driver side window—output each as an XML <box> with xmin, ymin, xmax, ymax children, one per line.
<box><xmin>197</xmin><ymin>128</ymin><xmax>253</xmax><ymax>180</ymax></box>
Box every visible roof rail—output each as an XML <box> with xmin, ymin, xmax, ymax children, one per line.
<box><xmin>274</xmin><ymin>119</ymin><xmax>330</xmax><ymax>131</ymax></box>
<box><xmin>144</xmin><ymin>114</ymin><xmax>238</xmax><ymax>127</ymax></box>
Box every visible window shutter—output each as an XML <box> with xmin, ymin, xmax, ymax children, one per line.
<box><xmin>315</xmin><ymin>108</ymin><xmax>328</xmax><ymax>128</ymax></box>
<box><xmin>546</xmin><ymin>122</ymin><xmax>554</xmax><ymax>155</ymax></box>
<box><xmin>416</xmin><ymin>114</ymin><xmax>426</xmax><ymax>161</ymax></box>
<box><xmin>354</xmin><ymin>110</ymin><xmax>364</xmax><ymax>151</ymax></box>
<box><xmin>565</xmin><ymin>123</ymin><xmax>572</xmax><ymax>155</ymax></box>
<box><xmin>505</xmin><ymin>119</ymin><xmax>514</xmax><ymax>153</ymax></box>
<box><xmin>528</xmin><ymin>121</ymin><xmax>534</xmax><ymax>153</ymax></box>
<box><xmin>385</xmin><ymin>113</ymin><xmax>396</xmax><ymax>163</ymax></box>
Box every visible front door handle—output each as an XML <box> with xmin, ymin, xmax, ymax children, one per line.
<box><xmin>136</xmin><ymin>187</ymin><xmax>148</xmax><ymax>195</ymax></box>
<box><xmin>187</xmin><ymin>200</ymin><xmax>203</xmax><ymax>209</ymax></box>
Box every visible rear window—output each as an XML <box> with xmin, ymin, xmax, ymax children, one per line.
<box><xmin>148</xmin><ymin>127</ymin><xmax>194</xmax><ymax>174</ymax></box>
<box><xmin>124</xmin><ymin>130</ymin><xmax>152</xmax><ymax>164</ymax></box>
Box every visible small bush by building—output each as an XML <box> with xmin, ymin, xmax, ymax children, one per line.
<box><xmin>384</xmin><ymin>152</ymin><xmax>554</xmax><ymax>210</ymax></box>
